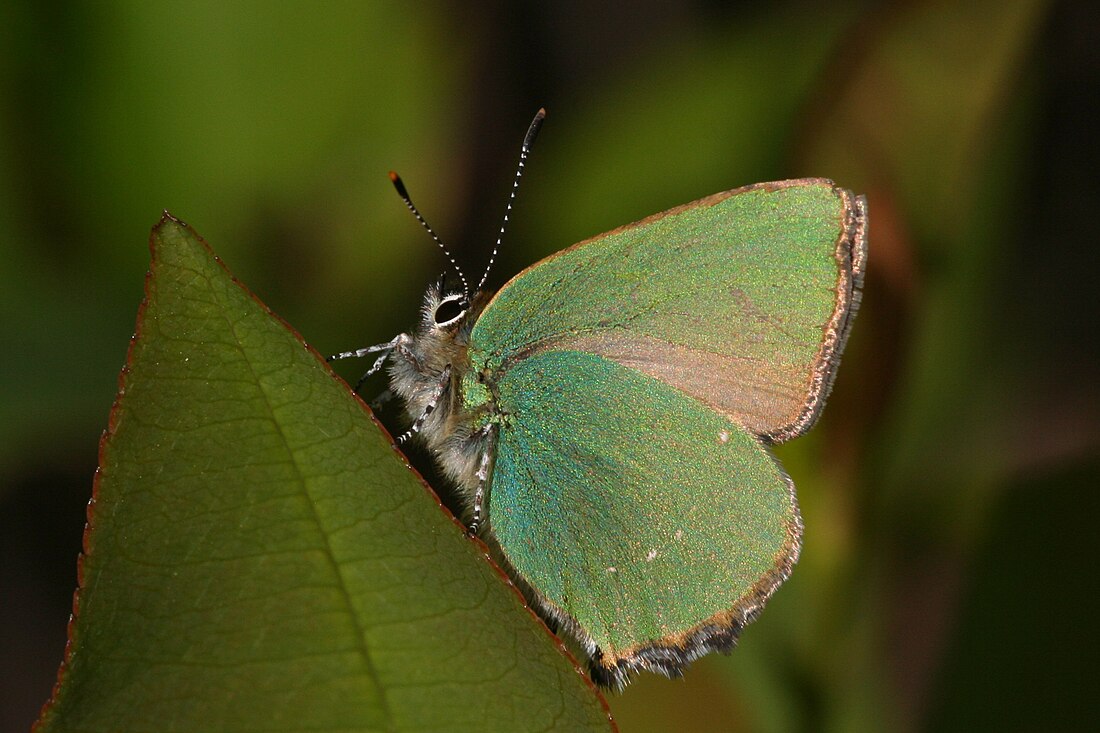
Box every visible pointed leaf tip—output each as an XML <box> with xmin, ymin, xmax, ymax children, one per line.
<box><xmin>36</xmin><ymin>215</ymin><xmax>614</xmax><ymax>733</ymax></box>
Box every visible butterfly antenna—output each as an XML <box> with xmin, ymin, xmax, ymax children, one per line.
<box><xmin>389</xmin><ymin>170</ymin><xmax>471</xmax><ymax>301</ymax></box>
<box><xmin>475</xmin><ymin>107</ymin><xmax>546</xmax><ymax>294</ymax></box>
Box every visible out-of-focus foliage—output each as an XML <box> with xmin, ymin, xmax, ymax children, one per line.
<box><xmin>3</xmin><ymin>1</ymin><xmax>1095</xmax><ymax>731</ymax></box>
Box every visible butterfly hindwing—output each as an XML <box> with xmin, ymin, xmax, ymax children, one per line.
<box><xmin>487</xmin><ymin>349</ymin><xmax>800</xmax><ymax>682</ymax></box>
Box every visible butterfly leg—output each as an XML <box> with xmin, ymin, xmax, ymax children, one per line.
<box><xmin>352</xmin><ymin>354</ymin><xmax>391</xmax><ymax>392</ymax></box>
<box><xmin>467</xmin><ymin>423</ymin><xmax>497</xmax><ymax>537</ymax></box>
<box><xmin>368</xmin><ymin>388</ymin><xmax>397</xmax><ymax>411</ymax></box>
<box><xmin>395</xmin><ymin>363</ymin><xmax>452</xmax><ymax>445</ymax></box>
<box><xmin>327</xmin><ymin>333</ymin><xmax>408</xmax><ymax>362</ymax></box>
<box><xmin>327</xmin><ymin>334</ymin><xmax>411</xmax><ymax>393</ymax></box>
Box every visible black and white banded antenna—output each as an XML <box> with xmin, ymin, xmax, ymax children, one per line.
<box><xmin>475</xmin><ymin>107</ymin><xmax>546</xmax><ymax>294</ymax></box>
<box><xmin>388</xmin><ymin>170</ymin><xmax>471</xmax><ymax>302</ymax></box>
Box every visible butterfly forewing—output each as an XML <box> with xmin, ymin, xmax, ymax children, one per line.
<box><xmin>469</xmin><ymin>179</ymin><xmax>866</xmax><ymax>442</ymax></box>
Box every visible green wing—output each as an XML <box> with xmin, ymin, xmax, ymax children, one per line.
<box><xmin>470</xmin><ymin>179</ymin><xmax>867</xmax><ymax>442</ymax></box>
<box><xmin>488</xmin><ymin>349</ymin><xmax>800</xmax><ymax>680</ymax></box>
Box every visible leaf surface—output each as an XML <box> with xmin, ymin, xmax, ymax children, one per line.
<box><xmin>36</xmin><ymin>215</ymin><xmax>613</xmax><ymax>733</ymax></box>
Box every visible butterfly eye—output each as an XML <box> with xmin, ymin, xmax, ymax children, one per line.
<box><xmin>433</xmin><ymin>296</ymin><xmax>466</xmax><ymax>327</ymax></box>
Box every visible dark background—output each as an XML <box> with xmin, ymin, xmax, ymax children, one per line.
<box><xmin>3</xmin><ymin>1</ymin><xmax>1097</xmax><ymax>731</ymax></box>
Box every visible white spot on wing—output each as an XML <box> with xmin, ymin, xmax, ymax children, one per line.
<box><xmin>646</xmin><ymin>549</ymin><xmax>657</xmax><ymax>562</ymax></box>
<box><xmin>718</xmin><ymin>430</ymin><xmax>730</xmax><ymax>444</ymax></box>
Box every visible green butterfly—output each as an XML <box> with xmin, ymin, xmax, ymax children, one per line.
<box><xmin>332</xmin><ymin>110</ymin><xmax>867</xmax><ymax>687</ymax></box>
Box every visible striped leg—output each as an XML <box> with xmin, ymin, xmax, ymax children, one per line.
<box><xmin>467</xmin><ymin>423</ymin><xmax>497</xmax><ymax>537</ymax></box>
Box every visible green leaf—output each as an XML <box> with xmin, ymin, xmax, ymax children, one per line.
<box><xmin>35</xmin><ymin>215</ymin><xmax>614</xmax><ymax>733</ymax></box>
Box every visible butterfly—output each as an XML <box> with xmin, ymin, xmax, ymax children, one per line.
<box><xmin>331</xmin><ymin>109</ymin><xmax>867</xmax><ymax>688</ymax></box>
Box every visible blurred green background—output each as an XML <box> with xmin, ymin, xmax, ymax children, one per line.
<box><xmin>3</xmin><ymin>1</ymin><xmax>1097</xmax><ymax>731</ymax></box>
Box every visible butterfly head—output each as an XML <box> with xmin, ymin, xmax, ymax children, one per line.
<box><xmin>416</xmin><ymin>274</ymin><xmax>491</xmax><ymax>346</ymax></box>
